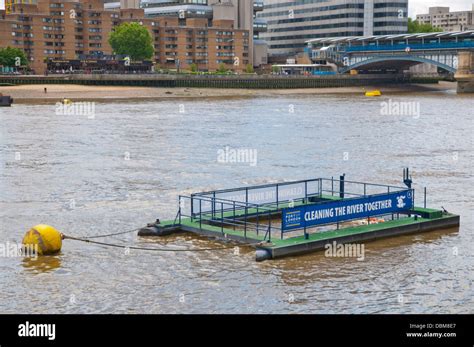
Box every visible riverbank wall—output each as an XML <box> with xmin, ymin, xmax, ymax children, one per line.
<box><xmin>0</xmin><ymin>74</ymin><xmax>440</xmax><ymax>89</ymax></box>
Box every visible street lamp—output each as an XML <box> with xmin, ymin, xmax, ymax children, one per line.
<box><xmin>175</xmin><ymin>58</ymin><xmax>180</xmax><ymax>73</ymax></box>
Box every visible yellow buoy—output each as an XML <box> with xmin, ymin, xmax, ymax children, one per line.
<box><xmin>62</xmin><ymin>98</ymin><xmax>72</xmax><ymax>105</ymax></box>
<box><xmin>365</xmin><ymin>90</ymin><xmax>382</xmax><ymax>97</ymax></box>
<box><xmin>22</xmin><ymin>225</ymin><xmax>63</xmax><ymax>255</ymax></box>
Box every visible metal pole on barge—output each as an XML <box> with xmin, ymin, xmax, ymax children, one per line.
<box><xmin>339</xmin><ymin>174</ymin><xmax>345</xmax><ymax>199</ymax></box>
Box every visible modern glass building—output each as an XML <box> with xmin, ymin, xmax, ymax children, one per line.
<box><xmin>258</xmin><ymin>0</ymin><xmax>408</xmax><ymax>60</ymax></box>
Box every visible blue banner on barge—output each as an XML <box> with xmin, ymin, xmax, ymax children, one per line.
<box><xmin>282</xmin><ymin>190</ymin><xmax>413</xmax><ymax>231</ymax></box>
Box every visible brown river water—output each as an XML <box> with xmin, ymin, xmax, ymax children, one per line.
<box><xmin>0</xmin><ymin>89</ymin><xmax>473</xmax><ymax>313</ymax></box>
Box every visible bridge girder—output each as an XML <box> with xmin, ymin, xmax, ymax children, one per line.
<box><xmin>340</xmin><ymin>54</ymin><xmax>459</xmax><ymax>74</ymax></box>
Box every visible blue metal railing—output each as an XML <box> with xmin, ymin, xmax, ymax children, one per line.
<box><xmin>313</xmin><ymin>71</ymin><xmax>337</xmax><ymax>75</ymax></box>
<box><xmin>192</xmin><ymin>178</ymin><xmax>407</xmax><ymax>208</ymax></box>
<box><xmin>191</xmin><ymin>178</ymin><xmax>321</xmax><ymax>217</ymax></box>
<box><xmin>343</xmin><ymin>41</ymin><xmax>474</xmax><ymax>52</ymax></box>
<box><xmin>174</xmin><ymin>178</ymin><xmax>414</xmax><ymax>242</ymax></box>
<box><xmin>178</xmin><ymin>194</ymin><xmax>279</xmax><ymax>241</ymax></box>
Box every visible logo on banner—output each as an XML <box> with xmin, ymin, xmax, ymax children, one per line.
<box><xmin>396</xmin><ymin>195</ymin><xmax>406</xmax><ymax>209</ymax></box>
<box><xmin>284</xmin><ymin>210</ymin><xmax>301</xmax><ymax>228</ymax></box>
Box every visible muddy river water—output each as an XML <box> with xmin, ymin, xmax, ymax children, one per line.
<box><xmin>0</xmin><ymin>90</ymin><xmax>472</xmax><ymax>313</ymax></box>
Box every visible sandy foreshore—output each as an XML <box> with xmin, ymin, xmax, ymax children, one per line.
<box><xmin>0</xmin><ymin>82</ymin><xmax>456</xmax><ymax>104</ymax></box>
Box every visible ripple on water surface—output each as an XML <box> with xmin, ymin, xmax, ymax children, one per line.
<box><xmin>0</xmin><ymin>94</ymin><xmax>473</xmax><ymax>313</ymax></box>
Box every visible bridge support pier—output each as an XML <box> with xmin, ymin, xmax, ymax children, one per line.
<box><xmin>455</xmin><ymin>51</ymin><xmax>474</xmax><ymax>93</ymax></box>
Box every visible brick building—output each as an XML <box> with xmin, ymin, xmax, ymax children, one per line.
<box><xmin>0</xmin><ymin>0</ymin><xmax>250</xmax><ymax>73</ymax></box>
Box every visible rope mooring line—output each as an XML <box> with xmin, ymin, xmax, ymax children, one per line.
<box><xmin>63</xmin><ymin>234</ymin><xmax>263</xmax><ymax>252</ymax></box>
<box><xmin>76</xmin><ymin>227</ymin><xmax>142</xmax><ymax>239</ymax></box>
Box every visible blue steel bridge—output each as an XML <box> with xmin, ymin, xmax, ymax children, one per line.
<box><xmin>306</xmin><ymin>31</ymin><xmax>474</xmax><ymax>74</ymax></box>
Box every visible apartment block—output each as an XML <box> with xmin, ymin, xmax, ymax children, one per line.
<box><xmin>0</xmin><ymin>0</ymin><xmax>250</xmax><ymax>73</ymax></box>
<box><xmin>106</xmin><ymin>0</ymin><xmax>267</xmax><ymax>67</ymax></box>
<box><xmin>416</xmin><ymin>6</ymin><xmax>474</xmax><ymax>32</ymax></box>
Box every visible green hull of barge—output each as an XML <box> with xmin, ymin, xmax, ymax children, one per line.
<box><xmin>139</xmin><ymin>207</ymin><xmax>459</xmax><ymax>261</ymax></box>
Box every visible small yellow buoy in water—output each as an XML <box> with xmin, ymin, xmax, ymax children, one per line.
<box><xmin>22</xmin><ymin>225</ymin><xmax>63</xmax><ymax>255</ymax></box>
<box><xmin>365</xmin><ymin>90</ymin><xmax>382</xmax><ymax>97</ymax></box>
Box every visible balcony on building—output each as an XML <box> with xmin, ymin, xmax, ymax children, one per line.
<box><xmin>253</xmin><ymin>0</ymin><xmax>264</xmax><ymax>13</ymax></box>
<box><xmin>253</xmin><ymin>17</ymin><xmax>267</xmax><ymax>33</ymax></box>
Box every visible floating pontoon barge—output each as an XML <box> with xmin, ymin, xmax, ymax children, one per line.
<box><xmin>139</xmin><ymin>169</ymin><xmax>459</xmax><ymax>261</ymax></box>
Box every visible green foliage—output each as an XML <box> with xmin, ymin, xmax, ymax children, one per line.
<box><xmin>0</xmin><ymin>47</ymin><xmax>28</xmax><ymax>67</ymax></box>
<box><xmin>271</xmin><ymin>65</ymin><xmax>281</xmax><ymax>73</ymax></box>
<box><xmin>407</xmin><ymin>18</ymin><xmax>442</xmax><ymax>33</ymax></box>
<box><xmin>189</xmin><ymin>63</ymin><xmax>198</xmax><ymax>72</ymax></box>
<box><xmin>217</xmin><ymin>63</ymin><xmax>228</xmax><ymax>73</ymax></box>
<box><xmin>245</xmin><ymin>64</ymin><xmax>254</xmax><ymax>73</ymax></box>
<box><xmin>108</xmin><ymin>22</ymin><xmax>154</xmax><ymax>60</ymax></box>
